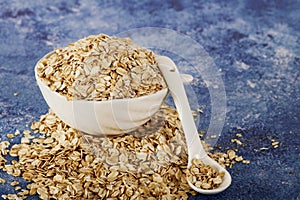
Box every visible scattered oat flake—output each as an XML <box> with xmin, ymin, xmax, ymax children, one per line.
<box><xmin>235</xmin><ymin>156</ymin><xmax>243</xmax><ymax>162</ymax></box>
<box><xmin>0</xmin><ymin>178</ymin><xmax>6</xmax><ymax>184</ymax></box>
<box><xmin>227</xmin><ymin>149</ymin><xmax>236</xmax><ymax>160</ymax></box>
<box><xmin>10</xmin><ymin>181</ymin><xmax>19</xmax><ymax>186</ymax></box>
<box><xmin>6</xmin><ymin>134</ymin><xmax>14</xmax><ymax>139</ymax></box>
<box><xmin>14</xmin><ymin>186</ymin><xmax>22</xmax><ymax>191</ymax></box>
<box><xmin>197</xmin><ymin>109</ymin><xmax>203</xmax><ymax>113</ymax></box>
<box><xmin>242</xmin><ymin>160</ymin><xmax>250</xmax><ymax>164</ymax></box>
<box><xmin>231</xmin><ymin>139</ymin><xmax>242</xmax><ymax>145</ymax></box>
<box><xmin>260</xmin><ymin>147</ymin><xmax>269</xmax><ymax>151</ymax></box>
<box><xmin>272</xmin><ymin>141</ymin><xmax>280</xmax><ymax>146</ymax></box>
<box><xmin>23</xmin><ymin>130</ymin><xmax>31</xmax><ymax>135</ymax></box>
<box><xmin>14</xmin><ymin>130</ymin><xmax>21</xmax><ymax>136</ymax></box>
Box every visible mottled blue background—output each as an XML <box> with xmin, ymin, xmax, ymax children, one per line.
<box><xmin>0</xmin><ymin>0</ymin><xmax>299</xmax><ymax>199</ymax></box>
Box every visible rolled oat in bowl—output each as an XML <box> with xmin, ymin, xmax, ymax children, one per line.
<box><xmin>36</xmin><ymin>34</ymin><xmax>167</xmax><ymax>101</ymax></box>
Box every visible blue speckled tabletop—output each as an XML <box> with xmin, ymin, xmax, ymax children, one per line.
<box><xmin>0</xmin><ymin>0</ymin><xmax>299</xmax><ymax>199</ymax></box>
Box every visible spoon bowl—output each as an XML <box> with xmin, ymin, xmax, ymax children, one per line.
<box><xmin>187</xmin><ymin>155</ymin><xmax>232</xmax><ymax>194</ymax></box>
<box><xmin>156</xmin><ymin>55</ymin><xmax>232</xmax><ymax>194</ymax></box>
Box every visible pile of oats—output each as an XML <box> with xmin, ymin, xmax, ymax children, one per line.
<box><xmin>0</xmin><ymin>106</ymin><xmax>250</xmax><ymax>199</ymax></box>
<box><xmin>36</xmin><ymin>34</ymin><xmax>167</xmax><ymax>101</ymax></box>
<box><xmin>187</xmin><ymin>158</ymin><xmax>225</xmax><ymax>190</ymax></box>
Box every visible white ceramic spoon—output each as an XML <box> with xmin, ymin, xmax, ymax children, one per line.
<box><xmin>156</xmin><ymin>55</ymin><xmax>232</xmax><ymax>195</ymax></box>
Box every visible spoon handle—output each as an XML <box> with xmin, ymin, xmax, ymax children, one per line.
<box><xmin>156</xmin><ymin>56</ymin><xmax>207</xmax><ymax>159</ymax></box>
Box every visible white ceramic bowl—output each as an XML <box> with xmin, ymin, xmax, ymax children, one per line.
<box><xmin>35</xmin><ymin>53</ymin><xmax>168</xmax><ymax>136</ymax></box>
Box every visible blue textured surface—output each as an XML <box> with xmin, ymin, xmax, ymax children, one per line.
<box><xmin>0</xmin><ymin>0</ymin><xmax>299</xmax><ymax>199</ymax></box>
